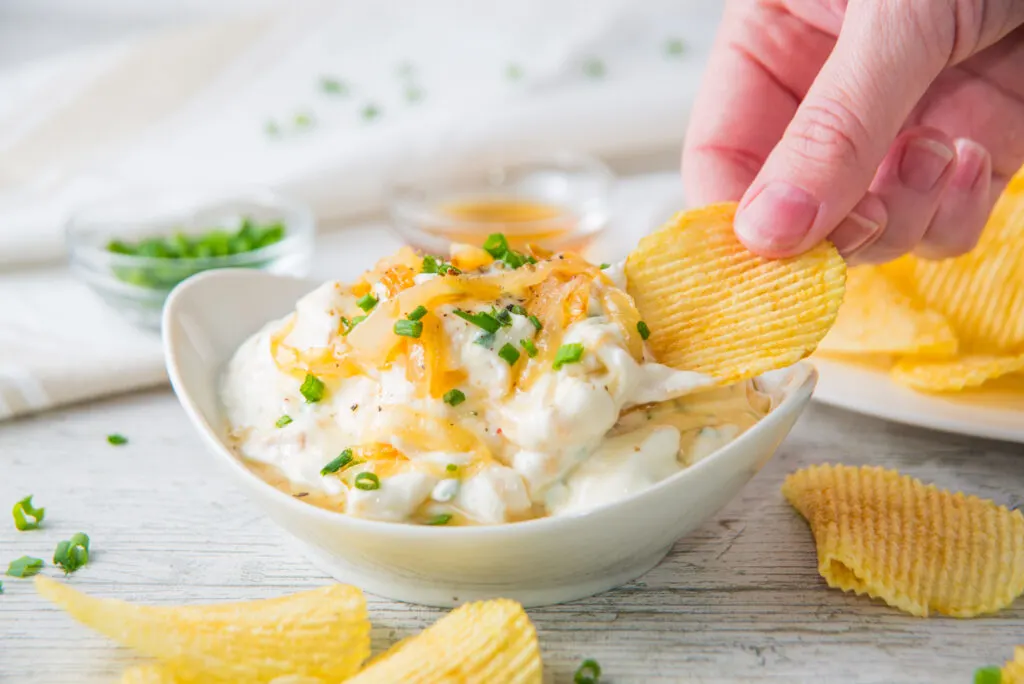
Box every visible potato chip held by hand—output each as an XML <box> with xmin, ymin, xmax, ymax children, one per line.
<box><xmin>626</xmin><ymin>202</ymin><xmax>846</xmax><ymax>385</ymax></box>
<box><xmin>783</xmin><ymin>464</ymin><xmax>1024</xmax><ymax>617</ymax></box>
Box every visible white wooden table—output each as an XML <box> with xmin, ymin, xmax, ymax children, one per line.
<box><xmin>2</xmin><ymin>386</ymin><xmax>1022</xmax><ymax>683</ymax></box>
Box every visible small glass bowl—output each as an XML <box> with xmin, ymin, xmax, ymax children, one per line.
<box><xmin>387</xmin><ymin>151</ymin><xmax>614</xmax><ymax>255</ymax></box>
<box><xmin>66</xmin><ymin>187</ymin><xmax>315</xmax><ymax>330</ymax></box>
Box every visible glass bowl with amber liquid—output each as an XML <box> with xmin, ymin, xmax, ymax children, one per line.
<box><xmin>387</xmin><ymin>151</ymin><xmax>614</xmax><ymax>255</ymax></box>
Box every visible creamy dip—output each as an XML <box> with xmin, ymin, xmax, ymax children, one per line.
<box><xmin>221</xmin><ymin>243</ymin><xmax>772</xmax><ymax>525</ymax></box>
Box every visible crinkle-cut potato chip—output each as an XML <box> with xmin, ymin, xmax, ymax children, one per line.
<box><xmin>121</xmin><ymin>666</ymin><xmax>179</xmax><ymax>684</ymax></box>
<box><xmin>818</xmin><ymin>266</ymin><xmax>958</xmax><ymax>357</ymax></box>
<box><xmin>625</xmin><ymin>202</ymin><xmax>846</xmax><ymax>385</ymax></box>
<box><xmin>35</xmin><ymin>577</ymin><xmax>370</xmax><ymax>683</ymax></box>
<box><xmin>783</xmin><ymin>464</ymin><xmax>1024</xmax><ymax>617</ymax></box>
<box><xmin>891</xmin><ymin>353</ymin><xmax>1024</xmax><ymax>392</ymax></box>
<box><xmin>347</xmin><ymin>599</ymin><xmax>542</xmax><ymax>683</ymax></box>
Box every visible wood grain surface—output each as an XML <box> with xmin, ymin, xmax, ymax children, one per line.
<box><xmin>1</xmin><ymin>389</ymin><xmax>1021</xmax><ymax>683</ymax></box>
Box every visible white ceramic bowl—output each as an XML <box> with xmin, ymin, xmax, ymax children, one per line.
<box><xmin>163</xmin><ymin>269</ymin><xmax>817</xmax><ymax>607</ymax></box>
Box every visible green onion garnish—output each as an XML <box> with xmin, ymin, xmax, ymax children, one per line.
<box><xmin>509</xmin><ymin>304</ymin><xmax>528</xmax><ymax>316</ymax></box>
<box><xmin>300</xmin><ymin>373</ymin><xmax>325</xmax><ymax>403</ymax></box>
<box><xmin>637</xmin><ymin>321</ymin><xmax>651</xmax><ymax>341</ymax></box>
<box><xmin>520</xmin><ymin>339</ymin><xmax>538</xmax><ymax>358</ymax></box>
<box><xmin>12</xmin><ymin>495</ymin><xmax>44</xmax><ymax>531</ymax></box>
<box><xmin>498</xmin><ymin>343</ymin><xmax>521</xmax><ymax>366</ymax></box>
<box><xmin>427</xmin><ymin>513</ymin><xmax>452</xmax><ymax>526</ymax></box>
<box><xmin>495</xmin><ymin>308</ymin><xmax>512</xmax><ymax>327</ymax></box>
<box><xmin>361</xmin><ymin>103</ymin><xmax>381</xmax><ymax>121</ymax></box>
<box><xmin>446</xmin><ymin>463</ymin><xmax>459</xmax><ymax>473</ymax></box>
<box><xmin>454</xmin><ymin>309</ymin><xmax>501</xmax><ymax>333</ymax></box>
<box><xmin>354</xmin><ymin>472</ymin><xmax>381</xmax><ymax>491</ymax></box>
<box><xmin>528</xmin><ymin>315</ymin><xmax>543</xmax><ymax>331</ymax></box>
<box><xmin>321</xmin><ymin>449</ymin><xmax>354</xmax><ymax>476</ymax></box>
<box><xmin>422</xmin><ymin>255</ymin><xmax>441</xmax><ymax>273</ymax></box>
<box><xmin>320</xmin><ymin>77</ymin><xmax>348</xmax><ymax>95</ymax></box>
<box><xmin>107</xmin><ymin>434</ymin><xmax>128</xmax><ymax>446</ymax></box>
<box><xmin>444</xmin><ymin>389</ymin><xmax>466</xmax><ymax>407</ymax></box>
<box><xmin>356</xmin><ymin>294</ymin><xmax>378</xmax><ymax>312</ymax></box>
<box><xmin>506</xmin><ymin>63</ymin><xmax>524</xmax><ymax>81</ymax></box>
<box><xmin>665</xmin><ymin>38</ymin><xmax>685</xmax><ymax>56</ymax></box>
<box><xmin>474</xmin><ymin>331</ymin><xmax>496</xmax><ymax>348</ymax></box>
<box><xmin>53</xmin><ymin>533</ymin><xmax>90</xmax><ymax>574</ymax></box>
<box><xmin>574</xmin><ymin>658</ymin><xmax>601</xmax><ymax>684</ymax></box>
<box><xmin>583</xmin><ymin>59</ymin><xmax>605</xmax><ymax>78</ymax></box>
<box><xmin>407</xmin><ymin>305</ymin><xmax>428</xmax><ymax>321</ymax></box>
<box><xmin>265</xmin><ymin>120</ymin><xmax>281</xmax><ymax>137</ymax></box>
<box><xmin>6</xmin><ymin>556</ymin><xmax>43</xmax><ymax>578</ymax></box>
<box><xmin>275</xmin><ymin>415</ymin><xmax>293</xmax><ymax>428</ymax></box>
<box><xmin>974</xmin><ymin>667</ymin><xmax>1003</xmax><ymax>684</ymax></box>
<box><xmin>394</xmin><ymin>319</ymin><xmax>424</xmax><ymax>338</ymax></box>
<box><xmin>599</xmin><ymin>263</ymin><xmax>610</xmax><ymax>269</ymax></box>
<box><xmin>553</xmin><ymin>343</ymin><xmax>584</xmax><ymax>370</ymax></box>
<box><xmin>294</xmin><ymin>112</ymin><xmax>315</xmax><ymax>128</ymax></box>
<box><xmin>483</xmin><ymin>233</ymin><xmax>510</xmax><ymax>258</ymax></box>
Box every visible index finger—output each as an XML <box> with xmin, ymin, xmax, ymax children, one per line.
<box><xmin>682</xmin><ymin>1</ymin><xmax>838</xmax><ymax>205</ymax></box>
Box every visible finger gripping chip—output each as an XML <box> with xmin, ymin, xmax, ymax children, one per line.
<box><xmin>347</xmin><ymin>599</ymin><xmax>542</xmax><ymax>683</ymax></box>
<box><xmin>817</xmin><ymin>266</ymin><xmax>958</xmax><ymax>358</ymax></box>
<box><xmin>626</xmin><ymin>203</ymin><xmax>846</xmax><ymax>384</ymax></box>
<box><xmin>783</xmin><ymin>464</ymin><xmax>1024</xmax><ymax>617</ymax></box>
<box><xmin>35</xmin><ymin>577</ymin><xmax>370</xmax><ymax>683</ymax></box>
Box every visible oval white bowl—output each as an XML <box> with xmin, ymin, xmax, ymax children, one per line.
<box><xmin>163</xmin><ymin>269</ymin><xmax>816</xmax><ymax>607</ymax></box>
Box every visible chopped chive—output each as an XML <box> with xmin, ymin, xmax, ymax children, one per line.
<box><xmin>509</xmin><ymin>304</ymin><xmax>528</xmax><ymax>316</ymax></box>
<box><xmin>520</xmin><ymin>339</ymin><xmax>538</xmax><ymax>358</ymax></box>
<box><xmin>498</xmin><ymin>343</ymin><xmax>521</xmax><ymax>366</ymax></box>
<box><xmin>446</xmin><ymin>463</ymin><xmax>459</xmax><ymax>473</ymax></box>
<box><xmin>265</xmin><ymin>120</ymin><xmax>281</xmax><ymax>137</ymax></box>
<box><xmin>0</xmin><ymin>581</ymin><xmax>3</xmax><ymax>593</ymax></box>
<box><xmin>453</xmin><ymin>309</ymin><xmax>501</xmax><ymax>334</ymax></box>
<box><xmin>54</xmin><ymin>533</ymin><xmax>90</xmax><ymax>574</ymax></box>
<box><xmin>422</xmin><ymin>255</ymin><xmax>440</xmax><ymax>273</ymax></box>
<box><xmin>394</xmin><ymin>319</ymin><xmax>424</xmax><ymax>338</ymax></box>
<box><xmin>443</xmin><ymin>389</ymin><xmax>466</xmax><ymax>407</ymax></box>
<box><xmin>354</xmin><ymin>472</ymin><xmax>381</xmax><ymax>491</ymax></box>
<box><xmin>427</xmin><ymin>513</ymin><xmax>452</xmax><ymax>526</ymax></box>
<box><xmin>599</xmin><ymin>263</ymin><xmax>611</xmax><ymax>269</ymax></box>
<box><xmin>6</xmin><ymin>556</ymin><xmax>43</xmax><ymax>578</ymax></box>
<box><xmin>275</xmin><ymin>415</ymin><xmax>293</xmax><ymax>428</ymax></box>
<box><xmin>294</xmin><ymin>112</ymin><xmax>315</xmax><ymax>128</ymax></box>
<box><xmin>974</xmin><ymin>667</ymin><xmax>1003</xmax><ymax>684</ymax></box>
<box><xmin>495</xmin><ymin>308</ymin><xmax>512</xmax><ymax>327</ymax></box>
<box><xmin>553</xmin><ymin>343</ymin><xmax>585</xmax><ymax>370</ymax></box>
<box><xmin>107</xmin><ymin>434</ymin><xmax>128</xmax><ymax>446</ymax></box>
<box><xmin>528</xmin><ymin>315</ymin><xmax>543</xmax><ymax>331</ymax></box>
<box><xmin>665</xmin><ymin>38</ymin><xmax>685</xmax><ymax>56</ymax></box>
<box><xmin>474</xmin><ymin>332</ymin><xmax>496</xmax><ymax>348</ymax></box>
<box><xmin>300</xmin><ymin>373</ymin><xmax>325</xmax><ymax>403</ymax></box>
<box><xmin>356</xmin><ymin>293</ymin><xmax>378</xmax><ymax>312</ymax></box>
<box><xmin>320</xmin><ymin>76</ymin><xmax>348</xmax><ymax>95</ymax></box>
<box><xmin>574</xmin><ymin>658</ymin><xmax>601</xmax><ymax>684</ymax></box>
<box><xmin>321</xmin><ymin>449</ymin><xmax>354</xmax><ymax>476</ymax></box>
<box><xmin>407</xmin><ymin>305</ymin><xmax>428</xmax><ymax>321</ymax></box>
<box><xmin>505</xmin><ymin>63</ymin><xmax>524</xmax><ymax>81</ymax></box>
<box><xmin>583</xmin><ymin>59</ymin><xmax>605</xmax><ymax>78</ymax></box>
<box><xmin>637</xmin><ymin>320</ymin><xmax>651</xmax><ymax>341</ymax></box>
<box><xmin>361</xmin><ymin>103</ymin><xmax>381</xmax><ymax>121</ymax></box>
<box><xmin>482</xmin><ymin>233</ymin><xmax>510</xmax><ymax>258</ymax></box>
<box><xmin>12</xmin><ymin>495</ymin><xmax>44</xmax><ymax>531</ymax></box>
<box><xmin>404</xmin><ymin>85</ymin><xmax>424</xmax><ymax>103</ymax></box>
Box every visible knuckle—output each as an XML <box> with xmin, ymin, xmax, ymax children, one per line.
<box><xmin>785</xmin><ymin>96</ymin><xmax>869</xmax><ymax>171</ymax></box>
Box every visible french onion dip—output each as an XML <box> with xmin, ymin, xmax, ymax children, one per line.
<box><xmin>221</xmin><ymin>238</ymin><xmax>772</xmax><ymax>525</ymax></box>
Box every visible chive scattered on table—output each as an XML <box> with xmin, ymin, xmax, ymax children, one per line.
<box><xmin>574</xmin><ymin>658</ymin><xmax>602</xmax><ymax>684</ymax></box>
<box><xmin>12</xmin><ymin>495</ymin><xmax>44</xmax><ymax>531</ymax></box>
<box><xmin>6</xmin><ymin>556</ymin><xmax>43</xmax><ymax>578</ymax></box>
<box><xmin>107</xmin><ymin>434</ymin><xmax>128</xmax><ymax>446</ymax></box>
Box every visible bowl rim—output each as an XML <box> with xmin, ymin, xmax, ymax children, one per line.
<box><xmin>164</xmin><ymin>268</ymin><xmax>816</xmax><ymax>541</ymax></box>
<box><xmin>66</xmin><ymin>187</ymin><xmax>316</xmax><ymax>271</ymax></box>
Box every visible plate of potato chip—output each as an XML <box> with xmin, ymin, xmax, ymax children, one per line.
<box><xmin>812</xmin><ymin>166</ymin><xmax>1024</xmax><ymax>443</ymax></box>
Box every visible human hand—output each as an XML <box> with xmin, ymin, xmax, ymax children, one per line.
<box><xmin>682</xmin><ymin>0</ymin><xmax>1024</xmax><ymax>263</ymax></box>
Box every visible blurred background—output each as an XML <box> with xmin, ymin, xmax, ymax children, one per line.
<box><xmin>0</xmin><ymin>0</ymin><xmax>723</xmax><ymax>418</ymax></box>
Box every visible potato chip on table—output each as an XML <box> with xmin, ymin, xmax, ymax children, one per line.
<box><xmin>783</xmin><ymin>464</ymin><xmax>1024</xmax><ymax>617</ymax></box>
<box><xmin>626</xmin><ymin>202</ymin><xmax>846</xmax><ymax>385</ymax></box>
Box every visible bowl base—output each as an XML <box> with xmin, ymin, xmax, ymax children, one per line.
<box><xmin>292</xmin><ymin>537</ymin><xmax>672</xmax><ymax>608</ymax></box>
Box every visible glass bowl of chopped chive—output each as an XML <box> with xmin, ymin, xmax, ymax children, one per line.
<box><xmin>66</xmin><ymin>189</ymin><xmax>315</xmax><ymax>329</ymax></box>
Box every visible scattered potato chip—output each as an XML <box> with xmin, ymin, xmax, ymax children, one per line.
<box><xmin>121</xmin><ymin>665</ymin><xmax>179</xmax><ymax>684</ymax></box>
<box><xmin>625</xmin><ymin>202</ymin><xmax>846</xmax><ymax>384</ymax></box>
<box><xmin>891</xmin><ymin>353</ymin><xmax>1024</xmax><ymax>392</ymax></box>
<box><xmin>818</xmin><ymin>266</ymin><xmax>957</xmax><ymax>357</ymax></box>
<box><xmin>783</xmin><ymin>464</ymin><xmax>1024</xmax><ymax>617</ymax></box>
<box><xmin>347</xmin><ymin>599</ymin><xmax>542</xmax><ymax>683</ymax></box>
<box><xmin>1004</xmin><ymin>647</ymin><xmax>1024</xmax><ymax>683</ymax></box>
<box><xmin>35</xmin><ymin>577</ymin><xmax>370</xmax><ymax>683</ymax></box>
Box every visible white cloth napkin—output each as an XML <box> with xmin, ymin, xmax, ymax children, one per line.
<box><xmin>0</xmin><ymin>0</ymin><xmax>719</xmax><ymax>266</ymax></box>
<box><xmin>0</xmin><ymin>173</ymin><xmax>684</xmax><ymax>420</ymax></box>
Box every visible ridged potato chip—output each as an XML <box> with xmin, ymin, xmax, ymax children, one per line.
<box><xmin>625</xmin><ymin>203</ymin><xmax>846</xmax><ymax>384</ymax></box>
<box><xmin>35</xmin><ymin>577</ymin><xmax>370</xmax><ymax>683</ymax></box>
<box><xmin>891</xmin><ymin>353</ymin><xmax>1024</xmax><ymax>392</ymax></box>
<box><xmin>347</xmin><ymin>599</ymin><xmax>542</xmax><ymax>683</ymax></box>
<box><xmin>818</xmin><ymin>266</ymin><xmax>958</xmax><ymax>357</ymax></box>
<box><xmin>121</xmin><ymin>666</ymin><xmax>179</xmax><ymax>684</ymax></box>
<box><xmin>783</xmin><ymin>464</ymin><xmax>1024</xmax><ymax>617</ymax></box>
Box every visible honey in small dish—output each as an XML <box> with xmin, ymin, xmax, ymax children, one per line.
<box><xmin>424</xmin><ymin>196</ymin><xmax>590</xmax><ymax>251</ymax></box>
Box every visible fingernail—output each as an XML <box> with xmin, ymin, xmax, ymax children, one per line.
<box><xmin>899</xmin><ymin>137</ymin><xmax>954</xmax><ymax>192</ymax></box>
<box><xmin>951</xmin><ymin>139</ymin><xmax>989</xmax><ymax>191</ymax></box>
<box><xmin>735</xmin><ymin>181</ymin><xmax>821</xmax><ymax>252</ymax></box>
<box><xmin>830</xmin><ymin>211</ymin><xmax>882</xmax><ymax>256</ymax></box>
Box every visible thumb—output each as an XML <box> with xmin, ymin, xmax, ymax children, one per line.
<box><xmin>733</xmin><ymin>1</ymin><xmax>952</xmax><ymax>257</ymax></box>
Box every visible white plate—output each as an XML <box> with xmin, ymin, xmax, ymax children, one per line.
<box><xmin>813</xmin><ymin>357</ymin><xmax>1024</xmax><ymax>444</ymax></box>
